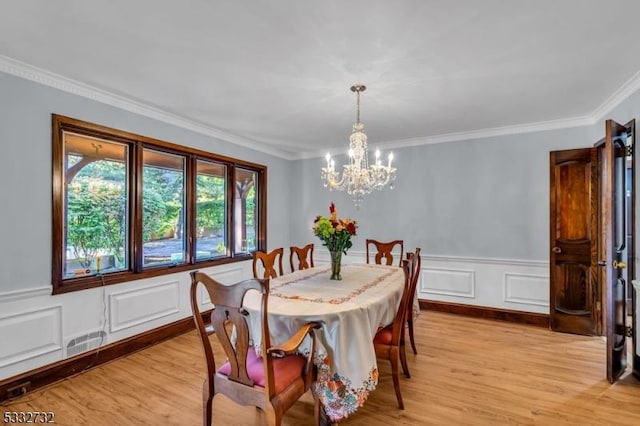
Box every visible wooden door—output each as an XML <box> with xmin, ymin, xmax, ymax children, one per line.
<box><xmin>550</xmin><ymin>148</ymin><xmax>601</xmax><ymax>335</ymax></box>
<box><xmin>602</xmin><ymin>119</ymin><xmax>630</xmax><ymax>383</ymax></box>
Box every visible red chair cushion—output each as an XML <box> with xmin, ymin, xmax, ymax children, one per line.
<box><xmin>373</xmin><ymin>325</ymin><xmax>393</xmax><ymax>345</ymax></box>
<box><xmin>217</xmin><ymin>348</ymin><xmax>306</xmax><ymax>394</ymax></box>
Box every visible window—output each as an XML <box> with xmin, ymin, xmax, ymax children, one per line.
<box><xmin>196</xmin><ymin>160</ymin><xmax>227</xmax><ymax>261</ymax></box>
<box><xmin>63</xmin><ymin>134</ymin><xmax>130</xmax><ymax>278</ymax></box>
<box><xmin>234</xmin><ymin>168</ymin><xmax>258</xmax><ymax>254</ymax></box>
<box><xmin>52</xmin><ymin>115</ymin><xmax>266</xmax><ymax>294</ymax></box>
<box><xmin>142</xmin><ymin>149</ymin><xmax>186</xmax><ymax>268</ymax></box>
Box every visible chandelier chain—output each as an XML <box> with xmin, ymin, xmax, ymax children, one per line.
<box><xmin>356</xmin><ymin>89</ymin><xmax>360</xmax><ymax>124</ymax></box>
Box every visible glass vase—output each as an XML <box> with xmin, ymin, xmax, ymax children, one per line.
<box><xmin>329</xmin><ymin>250</ymin><xmax>342</xmax><ymax>280</ymax></box>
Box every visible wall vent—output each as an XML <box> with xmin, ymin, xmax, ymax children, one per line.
<box><xmin>65</xmin><ymin>330</ymin><xmax>107</xmax><ymax>358</ymax></box>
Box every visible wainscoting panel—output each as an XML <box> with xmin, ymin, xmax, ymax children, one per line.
<box><xmin>313</xmin><ymin>251</ymin><xmax>549</xmax><ymax>313</ymax></box>
<box><xmin>422</xmin><ymin>267</ymin><xmax>476</xmax><ymax>298</ymax></box>
<box><xmin>420</xmin><ymin>255</ymin><xmax>550</xmax><ymax>314</ymax></box>
<box><xmin>109</xmin><ymin>281</ymin><xmax>181</xmax><ymax>333</ymax></box>
<box><xmin>0</xmin><ymin>262</ymin><xmax>254</xmax><ymax>382</ymax></box>
<box><xmin>503</xmin><ymin>272</ymin><xmax>549</xmax><ymax>307</ymax></box>
<box><xmin>0</xmin><ymin>306</ymin><xmax>62</xmax><ymax>368</ymax></box>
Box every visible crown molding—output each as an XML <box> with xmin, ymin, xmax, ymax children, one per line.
<box><xmin>0</xmin><ymin>55</ymin><xmax>297</xmax><ymax>160</ymax></box>
<box><xmin>374</xmin><ymin>115</ymin><xmax>595</xmax><ymax>150</ymax></box>
<box><xmin>294</xmin><ymin>115</ymin><xmax>594</xmax><ymax>160</ymax></box>
<box><xmin>590</xmin><ymin>68</ymin><xmax>640</xmax><ymax>121</ymax></box>
<box><xmin>294</xmin><ymin>70</ymin><xmax>640</xmax><ymax>160</ymax></box>
<box><xmin>2</xmin><ymin>54</ymin><xmax>639</xmax><ymax>162</ymax></box>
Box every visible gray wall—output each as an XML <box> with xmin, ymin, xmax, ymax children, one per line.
<box><xmin>0</xmin><ymin>72</ymin><xmax>292</xmax><ymax>294</ymax></box>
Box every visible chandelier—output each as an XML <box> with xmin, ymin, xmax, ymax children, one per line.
<box><xmin>321</xmin><ymin>84</ymin><xmax>396</xmax><ymax>207</ymax></box>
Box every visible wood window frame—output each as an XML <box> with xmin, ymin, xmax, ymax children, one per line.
<box><xmin>52</xmin><ymin>114</ymin><xmax>267</xmax><ymax>294</ymax></box>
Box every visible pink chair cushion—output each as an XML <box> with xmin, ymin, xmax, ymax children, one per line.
<box><xmin>373</xmin><ymin>325</ymin><xmax>393</xmax><ymax>345</ymax></box>
<box><xmin>217</xmin><ymin>348</ymin><xmax>306</xmax><ymax>394</ymax></box>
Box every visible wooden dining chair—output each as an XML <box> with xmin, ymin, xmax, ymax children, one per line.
<box><xmin>190</xmin><ymin>271</ymin><xmax>321</xmax><ymax>426</ymax></box>
<box><xmin>406</xmin><ymin>247</ymin><xmax>421</xmax><ymax>357</ymax></box>
<box><xmin>366</xmin><ymin>239</ymin><xmax>404</xmax><ymax>267</ymax></box>
<box><xmin>373</xmin><ymin>257</ymin><xmax>413</xmax><ymax>410</ymax></box>
<box><xmin>252</xmin><ymin>248</ymin><xmax>284</xmax><ymax>279</ymax></box>
<box><xmin>397</xmin><ymin>249</ymin><xmax>421</xmax><ymax>380</ymax></box>
<box><xmin>289</xmin><ymin>243</ymin><xmax>314</xmax><ymax>272</ymax></box>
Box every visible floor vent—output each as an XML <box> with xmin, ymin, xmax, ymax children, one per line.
<box><xmin>66</xmin><ymin>330</ymin><xmax>107</xmax><ymax>357</ymax></box>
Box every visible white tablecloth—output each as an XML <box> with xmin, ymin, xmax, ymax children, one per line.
<box><xmin>243</xmin><ymin>263</ymin><xmax>404</xmax><ymax>422</ymax></box>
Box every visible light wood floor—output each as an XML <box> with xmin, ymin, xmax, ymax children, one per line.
<box><xmin>2</xmin><ymin>311</ymin><xmax>640</xmax><ymax>425</ymax></box>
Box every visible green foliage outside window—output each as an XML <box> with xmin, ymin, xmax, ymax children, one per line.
<box><xmin>245</xmin><ymin>186</ymin><xmax>255</xmax><ymax>226</ymax></box>
<box><xmin>65</xmin><ymin>154</ymin><xmax>254</xmax><ymax>271</ymax></box>
<box><xmin>66</xmin><ymin>159</ymin><xmax>126</xmax><ymax>268</ymax></box>
<box><xmin>143</xmin><ymin>166</ymin><xmax>184</xmax><ymax>242</ymax></box>
<box><xmin>196</xmin><ymin>173</ymin><xmax>225</xmax><ymax>235</ymax></box>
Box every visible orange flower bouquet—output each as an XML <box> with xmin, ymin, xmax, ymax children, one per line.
<box><xmin>312</xmin><ymin>202</ymin><xmax>357</xmax><ymax>280</ymax></box>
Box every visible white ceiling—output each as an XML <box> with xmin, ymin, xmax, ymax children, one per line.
<box><xmin>2</xmin><ymin>0</ymin><xmax>640</xmax><ymax>158</ymax></box>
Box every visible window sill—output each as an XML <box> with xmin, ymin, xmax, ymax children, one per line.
<box><xmin>52</xmin><ymin>254</ymin><xmax>253</xmax><ymax>295</ymax></box>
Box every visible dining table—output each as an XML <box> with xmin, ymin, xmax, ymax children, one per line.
<box><xmin>242</xmin><ymin>263</ymin><xmax>406</xmax><ymax>422</ymax></box>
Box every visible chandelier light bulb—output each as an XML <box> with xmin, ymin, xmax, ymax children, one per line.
<box><xmin>320</xmin><ymin>84</ymin><xmax>397</xmax><ymax>207</ymax></box>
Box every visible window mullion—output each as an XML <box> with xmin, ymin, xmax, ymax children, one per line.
<box><xmin>186</xmin><ymin>155</ymin><xmax>196</xmax><ymax>264</ymax></box>
<box><xmin>132</xmin><ymin>142</ymin><xmax>144</xmax><ymax>273</ymax></box>
<box><xmin>257</xmin><ymin>168</ymin><xmax>267</xmax><ymax>252</ymax></box>
<box><xmin>228</xmin><ymin>164</ymin><xmax>236</xmax><ymax>257</ymax></box>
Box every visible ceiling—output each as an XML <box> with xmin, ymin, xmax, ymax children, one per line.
<box><xmin>2</xmin><ymin>0</ymin><xmax>640</xmax><ymax>159</ymax></box>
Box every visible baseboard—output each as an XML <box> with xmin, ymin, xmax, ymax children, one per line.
<box><xmin>0</xmin><ymin>310</ymin><xmax>210</xmax><ymax>403</ymax></box>
<box><xmin>420</xmin><ymin>300</ymin><xmax>549</xmax><ymax>328</ymax></box>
